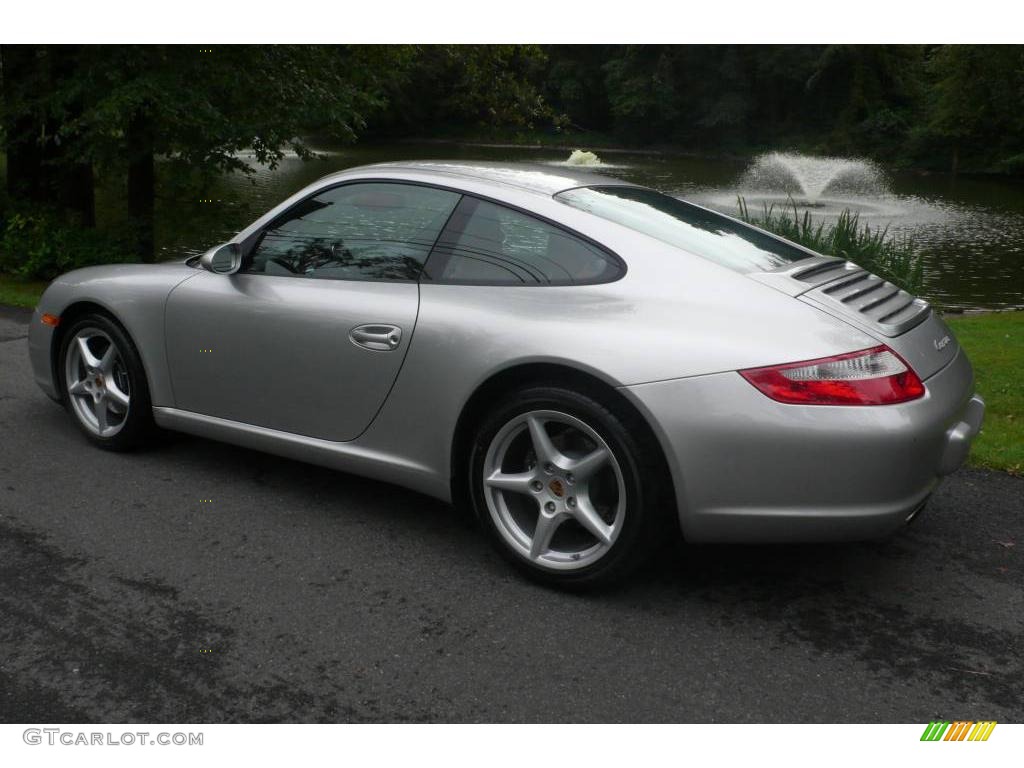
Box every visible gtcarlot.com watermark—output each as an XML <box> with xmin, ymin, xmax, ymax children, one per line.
<box><xmin>23</xmin><ymin>728</ymin><xmax>203</xmax><ymax>747</ymax></box>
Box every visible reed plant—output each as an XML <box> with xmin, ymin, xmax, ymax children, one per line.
<box><xmin>737</xmin><ymin>196</ymin><xmax>923</xmax><ymax>294</ymax></box>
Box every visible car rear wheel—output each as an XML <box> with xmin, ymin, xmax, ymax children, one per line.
<box><xmin>468</xmin><ymin>385</ymin><xmax>665</xmax><ymax>588</ymax></box>
<box><xmin>59</xmin><ymin>313</ymin><xmax>155</xmax><ymax>450</ymax></box>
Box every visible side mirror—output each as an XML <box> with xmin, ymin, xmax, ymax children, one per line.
<box><xmin>200</xmin><ymin>243</ymin><xmax>243</xmax><ymax>275</ymax></box>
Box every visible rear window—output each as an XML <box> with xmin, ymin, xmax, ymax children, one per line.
<box><xmin>422</xmin><ymin>196</ymin><xmax>623</xmax><ymax>285</ymax></box>
<box><xmin>555</xmin><ymin>186</ymin><xmax>813</xmax><ymax>273</ymax></box>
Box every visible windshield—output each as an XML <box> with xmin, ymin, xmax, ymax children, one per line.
<box><xmin>555</xmin><ymin>186</ymin><xmax>813</xmax><ymax>273</ymax></box>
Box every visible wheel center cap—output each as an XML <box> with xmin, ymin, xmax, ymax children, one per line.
<box><xmin>548</xmin><ymin>478</ymin><xmax>566</xmax><ymax>498</ymax></box>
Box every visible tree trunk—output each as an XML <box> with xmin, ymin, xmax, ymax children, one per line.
<box><xmin>127</xmin><ymin>112</ymin><xmax>156</xmax><ymax>261</ymax></box>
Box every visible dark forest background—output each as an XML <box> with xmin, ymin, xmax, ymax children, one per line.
<box><xmin>1</xmin><ymin>44</ymin><xmax>1022</xmax><ymax>267</ymax></box>
<box><xmin>381</xmin><ymin>44</ymin><xmax>1024</xmax><ymax>176</ymax></box>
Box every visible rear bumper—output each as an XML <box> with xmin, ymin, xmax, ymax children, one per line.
<box><xmin>622</xmin><ymin>347</ymin><xmax>983</xmax><ymax>543</ymax></box>
<box><xmin>938</xmin><ymin>392</ymin><xmax>984</xmax><ymax>476</ymax></box>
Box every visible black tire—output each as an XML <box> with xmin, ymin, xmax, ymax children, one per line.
<box><xmin>468</xmin><ymin>385</ymin><xmax>669</xmax><ymax>589</ymax></box>
<box><xmin>57</xmin><ymin>312</ymin><xmax>156</xmax><ymax>451</ymax></box>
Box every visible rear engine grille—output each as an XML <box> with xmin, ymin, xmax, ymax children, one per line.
<box><xmin>790</xmin><ymin>259</ymin><xmax>853</xmax><ymax>286</ymax></box>
<box><xmin>797</xmin><ymin>260</ymin><xmax>930</xmax><ymax>337</ymax></box>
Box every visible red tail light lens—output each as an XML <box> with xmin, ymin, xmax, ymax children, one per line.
<box><xmin>740</xmin><ymin>345</ymin><xmax>925</xmax><ymax>405</ymax></box>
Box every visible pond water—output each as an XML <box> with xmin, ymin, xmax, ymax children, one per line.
<box><xmin>159</xmin><ymin>142</ymin><xmax>1024</xmax><ymax>311</ymax></box>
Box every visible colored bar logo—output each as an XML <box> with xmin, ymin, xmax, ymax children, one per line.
<box><xmin>920</xmin><ymin>721</ymin><xmax>997</xmax><ymax>741</ymax></box>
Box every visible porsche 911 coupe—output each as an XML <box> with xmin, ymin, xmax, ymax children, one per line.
<box><xmin>29</xmin><ymin>161</ymin><xmax>985</xmax><ymax>586</ymax></box>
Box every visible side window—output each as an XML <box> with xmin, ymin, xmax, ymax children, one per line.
<box><xmin>245</xmin><ymin>183</ymin><xmax>461</xmax><ymax>281</ymax></box>
<box><xmin>422</xmin><ymin>197</ymin><xmax>623</xmax><ymax>285</ymax></box>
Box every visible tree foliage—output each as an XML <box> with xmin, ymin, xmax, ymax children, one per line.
<box><xmin>0</xmin><ymin>44</ymin><xmax>558</xmax><ymax>261</ymax></box>
<box><xmin>372</xmin><ymin>45</ymin><xmax>552</xmax><ymax>135</ymax></box>
<box><xmin>920</xmin><ymin>45</ymin><xmax>1024</xmax><ymax>173</ymax></box>
<box><xmin>538</xmin><ymin>44</ymin><xmax>1024</xmax><ymax>173</ymax></box>
<box><xmin>1</xmin><ymin>44</ymin><xmax>424</xmax><ymax>258</ymax></box>
<box><xmin>63</xmin><ymin>45</ymin><xmax>401</xmax><ymax>172</ymax></box>
<box><xmin>2</xmin><ymin>43</ymin><xmax>1023</xmax><ymax>272</ymax></box>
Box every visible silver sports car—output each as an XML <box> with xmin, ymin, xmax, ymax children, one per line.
<box><xmin>29</xmin><ymin>161</ymin><xmax>985</xmax><ymax>586</ymax></box>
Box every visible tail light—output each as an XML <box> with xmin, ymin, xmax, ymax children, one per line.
<box><xmin>739</xmin><ymin>345</ymin><xmax>925</xmax><ymax>405</ymax></box>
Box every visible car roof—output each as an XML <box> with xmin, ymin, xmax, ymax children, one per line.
<box><xmin>326</xmin><ymin>160</ymin><xmax>638</xmax><ymax>197</ymax></box>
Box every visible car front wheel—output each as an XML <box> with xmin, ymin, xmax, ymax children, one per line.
<box><xmin>468</xmin><ymin>385</ymin><xmax>665</xmax><ymax>588</ymax></box>
<box><xmin>59</xmin><ymin>313</ymin><xmax>155</xmax><ymax>450</ymax></box>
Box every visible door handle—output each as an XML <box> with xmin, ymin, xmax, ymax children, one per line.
<box><xmin>349</xmin><ymin>324</ymin><xmax>402</xmax><ymax>352</ymax></box>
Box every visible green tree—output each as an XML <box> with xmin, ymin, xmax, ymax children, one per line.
<box><xmin>1</xmin><ymin>45</ymin><xmax>96</xmax><ymax>225</ymax></box>
<box><xmin>2</xmin><ymin>44</ymin><xmax>417</xmax><ymax>260</ymax></box>
<box><xmin>71</xmin><ymin>45</ymin><xmax>411</xmax><ymax>259</ymax></box>
<box><xmin>805</xmin><ymin>45</ymin><xmax>926</xmax><ymax>156</ymax></box>
<box><xmin>542</xmin><ymin>45</ymin><xmax>615</xmax><ymax>132</ymax></box>
<box><xmin>372</xmin><ymin>45</ymin><xmax>552</xmax><ymax>136</ymax></box>
<box><xmin>601</xmin><ymin>46</ymin><xmax>682</xmax><ymax>144</ymax></box>
<box><xmin>920</xmin><ymin>45</ymin><xmax>1024</xmax><ymax>173</ymax></box>
<box><xmin>598</xmin><ymin>46</ymin><xmax>780</xmax><ymax>149</ymax></box>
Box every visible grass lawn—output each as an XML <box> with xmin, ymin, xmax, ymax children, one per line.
<box><xmin>0</xmin><ymin>275</ymin><xmax>47</xmax><ymax>309</ymax></box>
<box><xmin>946</xmin><ymin>312</ymin><xmax>1023</xmax><ymax>475</ymax></box>
<box><xmin>1</xmin><ymin>273</ymin><xmax>1019</xmax><ymax>473</ymax></box>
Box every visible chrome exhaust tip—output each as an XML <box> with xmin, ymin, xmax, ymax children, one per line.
<box><xmin>904</xmin><ymin>498</ymin><xmax>929</xmax><ymax>525</ymax></box>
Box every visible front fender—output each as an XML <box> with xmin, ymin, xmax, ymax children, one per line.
<box><xmin>28</xmin><ymin>263</ymin><xmax>199</xmax><ymax>406</ymax></box>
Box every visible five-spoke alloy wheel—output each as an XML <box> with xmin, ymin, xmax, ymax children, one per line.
<box><xmin>59</xmin><ymin>313</ymin><xmax>155</xmax><ymax>450</ymax></box>
<box><xmin>65</xmin><ymin>328</ymin><xmax>132</xmax><ymax>438</ymax></box>
<box><xmin>469</xmin><ymin>385</ymin><xmax>665</xmax><ymax>587</ymax></box>
<box><xmin>483</xmin><ymin>410</ymin><xmax>625</xmax><ymax>570</ymax></box>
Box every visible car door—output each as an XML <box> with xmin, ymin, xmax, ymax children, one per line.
<box><xmin>164</xmin><ymin>181</ymin><xmax>462</xmax><ymax>442</ymax></box>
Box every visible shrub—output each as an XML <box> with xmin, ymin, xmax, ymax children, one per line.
<box><xmin>0</xmin><ymin>207</ymin><xmax>133</xmax><ymax>281</ymax></box>
<box><xmin>737</xmin><ymin>196</ymin><xmax>924</xmax><ymax>294</ymax></box>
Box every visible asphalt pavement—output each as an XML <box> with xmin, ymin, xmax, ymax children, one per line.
<box><xmin>1</xmin><ymin>305</ymin><xmax>1021</xmax><ymax>723</ymax></box>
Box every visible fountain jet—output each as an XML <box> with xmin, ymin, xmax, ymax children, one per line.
<box><xmin>739</xmin><ymin>151</ymin><xmax>889</xmax><ymax>202</ymax></box>
<box><xmin>566</xmin><ymin>149</ymin><xmax>602</xmax><ymax>167</ymax></box>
